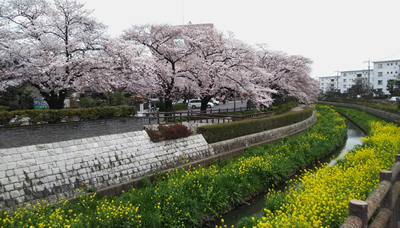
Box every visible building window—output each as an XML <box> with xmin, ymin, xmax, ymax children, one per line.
<box><xmin>378</xmin><ymin>80</ymin><xmax>383</xmax><ymax>85</ymax></box>
<box><xmin>378</xmin><ymin>72</ymin><xmax>383</xmax><ymax>76</ymax></box>
<box><xmin>388</xmin><ymin>72</ymin><xmax>390</xmax><ymax>74</ymax></box>
<box><xmin>331</xmin><ymin>79</ymin><xmax>334</xmax><ymax>82</ymax></box>
<box><xmin>343</xmin><ymin>79</ymin><xmax>347</xmax><ymax>82</ymax></box>
<box><xmin>391</xmin><ymin>63</ymin><xmax>393</xmax><ymax>65</ymax></box>
<box><xmin>343</xmin><ymin>73</ymin><xmax>347</xmax><ymax>76</ymax></box>
<box><xmin>378</xmin><ymin>64</ymin><xmax>382</xmax><ymax>68</ymax></box>
<box><xmin>391</xmin><ymin>72</ymin><xmax>393</xmax><ymax>74</ymax></box>
<box><xmin>388</xmin><ymin>63</ymin><xmax>390</xmax><ymax>66</ymax></box>
<box><xmin>343</xmin><ymin>85</ymin><xmax>347</xmax><ymax>88</ymax></box>
<box><xmin>357</xmin><ymin>74</ymin><xmax>362</xmax><ymax>77</ymax></box>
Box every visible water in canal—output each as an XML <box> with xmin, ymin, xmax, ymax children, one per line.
<box><xmin>203</xmin><ymin>121</ymin><xmax>366</xmax><ymax>227</ymax></box>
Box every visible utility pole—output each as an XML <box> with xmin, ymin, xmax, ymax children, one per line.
<box><xmin>364</xmin><ymin>59</ymin><xmax>371</xmax><ymax>92</ymax></box>
<box><xmin>334</xmin><ymin>70</ymin><xmax>340</xmax><ymax>94</ymax></box>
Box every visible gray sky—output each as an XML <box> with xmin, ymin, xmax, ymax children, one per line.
<box><xmin>82</xmin><ymin>0</ymin><xmax>400</xmax><ymax>78</ymax></box>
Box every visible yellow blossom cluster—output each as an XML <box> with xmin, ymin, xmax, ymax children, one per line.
<box><xmin>253</xmin><ymin>106</ymin><xmax>400</xmax><ymax>227</ymax></box>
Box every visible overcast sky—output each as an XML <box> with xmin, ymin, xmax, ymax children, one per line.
<box><xmin>82</xmin><ymin>0</ymin><xmax>400</xmax><ymax>78</ymax></box>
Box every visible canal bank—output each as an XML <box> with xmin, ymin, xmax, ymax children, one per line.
<box><xmin>204</xmin><ymin>120</ymin><xmax>366</xmax><ymax>227</ymax></box>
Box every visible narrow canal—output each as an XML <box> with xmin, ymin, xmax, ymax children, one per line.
<box><xmin>203</xmin><ymin>121</ymin><xmax>366</xmax><ymax>227</ymax></box>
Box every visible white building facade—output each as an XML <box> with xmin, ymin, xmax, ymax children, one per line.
<box><xmin>373</xmin><ymin>60</ymin><xmax>400</xmax><ymax>94</ymax></box>
<box><xmin>340</xmin><ymin>69</ymin><xmax>373</xmax><ymax>93</ymax></box>
<box><xmin>318</xmin><ymin>75</ymin><xmax>340</xmax><ymax>93</ymax></box>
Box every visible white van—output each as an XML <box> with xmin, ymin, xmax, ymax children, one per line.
<box><xmin>188</xmin><ymin>99</ymin><xmax>214</xmax><ymax>109</ymax></box>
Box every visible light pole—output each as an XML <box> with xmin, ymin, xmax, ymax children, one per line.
<box><xmin>364</xmin><ymin>59</ymin><xmax>371</xmax><ymax>92</ymax></box>
<box><xmin>233</xmin><ymin>90</ymin><xmax>236</xmax><ymax>112</ymax></box>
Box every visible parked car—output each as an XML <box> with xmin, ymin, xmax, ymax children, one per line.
<box><xmin>172</xmin><ymin>99</ymin><xmax>184</xmax><ymax>104</ymax></box>
<box><xmin>210</xmin><ymin>98</ymin><xmax>220</xmax><ymax>105</ymax></box>
<box><xmin>188</xmin><ymin>99</ymin><xmax>214</xmax><ymax>109</ymax></box>
<box><xmin>389</xmin><ymin>96</ymin><xmax>400</xmax><ymax>103</ymax></box>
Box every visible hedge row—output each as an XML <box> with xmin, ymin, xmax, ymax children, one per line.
<box><xmin>319</xmin><ymin>97</ymin><xmax>399</xmax><ymax>114</ymax></box>
<box><xmin>155</xmin><ymin>102</ymin><xmax>188</xmax><ymax>111</ymax></box>
<box><xmin>0</xmin><ymin>106</ymin><xmax>137</xmax><ymax>127</ymax></box>
<box><xmin>197</xmin><ymin>107</ymin><xmax>313</xmax><ymax>143</ymax></box>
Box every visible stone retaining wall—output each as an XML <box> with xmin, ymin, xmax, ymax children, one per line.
<box><xmin>317</xmin><ymin>101</ymin><xmax>400</xmax><ymax>123</ymax></box>
<box><xmin>0</xmin><ymin>132</ymin><xmax>213</xmax><ymax>212</ymax></box>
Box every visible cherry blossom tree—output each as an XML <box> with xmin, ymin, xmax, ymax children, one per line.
<box><xmin>122</xmin><ymin>24</ymin><xmax>203</xmax><ymax>112</ymax></box>
<box><xmin>78</xmin><ymin>38</ymin><xmax>153</xmax><ymax>94</ymax></box>
<box><xmin>0</xmin><ymin>0</ymin><xmax>107</xmax><ymax>109</ymax></box>
<box><xmin>178</xmin><ymin>28</ymin><xmax>276</xmax><ymax>111</ymax></box>
<box><xmin>255</xmin><ymin>44</ymin><xmax>318</xmax><ymax>104</ymax></box>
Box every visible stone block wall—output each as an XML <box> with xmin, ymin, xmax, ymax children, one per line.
<box><xmin>0</xmin><ymin>131</ymin><xmax>213</xmax><ymax>212</ymax></box>
<box><xmin>0</xmin><ymin>117</ymin><xmax>144</xmax><ymax>149</ymax></box>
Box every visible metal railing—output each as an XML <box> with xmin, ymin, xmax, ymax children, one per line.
<box><xmin>341</xmin><ymin>154</ymin><xmax>400</xmax><ymax>228</ymax></box>
<box><xmin>142</xmin><ymin>107</ymin><xmax>254</xmax><ymax>125</ymax></box>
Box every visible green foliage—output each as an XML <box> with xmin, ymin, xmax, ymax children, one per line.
<box><xmin>0</xmin><ymin>85</ymin><xmax>34</xmax><ymax>110</ymax></box>
<box><xmin>139</xmin><ymin>176</ymin><xmax>152</xmax><ymax>188</ymax></box>
<box><xmin>110</xmin><ymin>91</ymin><xmax>126</xmax><ymax>106</ymax></box>
<box><xmin>0</xmin><ymin>106</ymin><xmax>9</xmax><ymax>111</ymax></box>
<box><xmin>172</xmin><ymin>103</ymin><xmax>188</xmax><ymax>111</ymax></box>
<box><xmin>0</xmin><ymin>106</ymin><xmax>137</xmax><ymax>126</ymax></box>
<box><xmin>155</xmin><ymin>102</ymin><xmax>166</xmax><ymax>111</ymax></box>
<box><xmin>78</xmin><ymin>97</ymin><xmax>94</xmax><ymax>108</ymax></box>
<box><xmin>198</xmin><ymin>107</ymin><xmax>313</xmax><ymax>143</ymax></box>
<box><xmin>155</xmin><ymin>102</ymin><xmax>188</xmax><ymax>112</ymax></box>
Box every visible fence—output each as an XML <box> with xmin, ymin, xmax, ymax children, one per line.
<box><xmin>341</xmin><ymin>154</ymin><xmax>400</xmax><ymax>228</ymax></box>
<box><xmin>142</xmin><ymin>106</ymin><xmax>254</xmax><ymax>125</ymax></box>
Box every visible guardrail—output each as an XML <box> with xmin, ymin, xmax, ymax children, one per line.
<box><xmin>142</xmin><ymin>107</ymin><xmax>254</xmax><ymax>125</ymax></box>
<box><xmin>341</xmin><ymin>154</ymin><xmax>400</xmax><ymax>228</ymax></box>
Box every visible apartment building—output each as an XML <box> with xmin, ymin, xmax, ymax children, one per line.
<box><xmin>340</xmin><ymin>69</ymin><xmax>373</xmax><ymax>93</ymax></box>
<box><xmin>373</xmin><ymin>59</ymin><xmax>400</xmax><ymax>94</ymax></box>
<box><xmin>318</xmin><ymin>58</ymin><xmax>400</xmax><ymax>95</ymax></box>
<box><xmin>318</xmin><ymin>75</ymin><xmax>340</xmax><ymax>93</ymax></box>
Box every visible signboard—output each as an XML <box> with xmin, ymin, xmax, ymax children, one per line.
<box><xmin>33</xmin><ymin>98</ymin><xmax>49</xmax><ymax>109</ymax></box>
<box><xmin>173</xmin><ymin>39</ymin><xmax>185</xmax><ymax>46</ymax></box>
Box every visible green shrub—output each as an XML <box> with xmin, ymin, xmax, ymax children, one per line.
<box><xmin>78</xmin><ymin>97</ymin><xmax>94</xmax><ymax>108</ymax></box>
<box><xmin>155</xmin><ymin>102</ymin><xmax>166</xmax><ymax>111</ymax></box>
<box><xmin>172</xmin><ymin>103</ymin><xmax>188</xmax><ymax>111</ymax></box>
<box><xmin>139</xmin><ymin>176</ymin><xmax>152</xmax><ymax>188</ymax></box>
<box><xmin>198</xmin><ymin>107</ymin><xmax>313</xmax><ymax>143</ymax></box>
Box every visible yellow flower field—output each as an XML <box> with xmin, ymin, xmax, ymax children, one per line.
<box><xmin>251</xmin><ymin>106</ymin><xmax>400</xmax><ymax>227</ymax></box>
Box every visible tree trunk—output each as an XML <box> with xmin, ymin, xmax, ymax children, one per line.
<box><xmin>42</xmin><ymin>90</ymin><xmax>67</xmax><ymax>109</ymax></box>
<box><xmin>165</xmin><ymin>100</ymin><xmax>173</xmax><ymax>112</ymax></box>
<box><xmin>200</xmin><ymin>96</ymin><xmax>213</xmax><ymax>113</ymax></box>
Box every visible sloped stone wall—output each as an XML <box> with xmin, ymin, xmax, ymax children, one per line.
<box><xmin>0</xmin><ymin>131</ymin><xmax>213</xmax><ymax>212</ymax></box>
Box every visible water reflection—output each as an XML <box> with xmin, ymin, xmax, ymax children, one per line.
<box><xmin>329</xmin><ymin>122</ymin><xmax>365</xmax><ymax>166</ymax></box>
<box><xmin>203</xmin><ymin>121</ymin><xmax>365</xmax><ymax>227</ymax></box>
